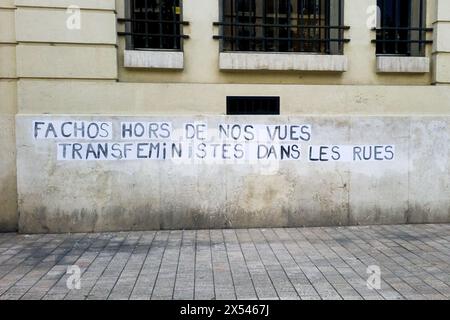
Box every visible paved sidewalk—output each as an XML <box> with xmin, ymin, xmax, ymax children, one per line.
<box><xmin>0</xmin><ymin>224</ymin><xmax>449</xmax><ymax>300</ymax></box>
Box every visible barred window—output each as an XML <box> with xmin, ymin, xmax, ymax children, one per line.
<box><xmin>121</xmin><ymin>0</ymin><xmax>186</xmax><ymax>50</ymax></box>
<box><xmin>215</xmin><ymin>0</ymin><xmax>348</xmax><ymax>54</ymax></box>
<box><xmin>375</xmin><ymin>0</ymin><xmax>430</xmax><ymax>56</ymax></box>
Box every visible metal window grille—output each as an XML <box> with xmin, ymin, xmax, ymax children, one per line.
<box><xmin>227</xmin><ymin>96</ymin><xmax>280</xmax><ymax>115</ymax></box>
<box><xmin>214</xmin><ymin>0</ymin><xmax>349</xmax><ymax>54</ymax></box>
<box><xmin>118</xmin><ymin>0</ymin><xmax>189</xmax><ymax>50</ymax></box>
<box><xmin>373</xmin><ymin>0</ymin><xmax>432</xmax><ymax>56</ymax></box>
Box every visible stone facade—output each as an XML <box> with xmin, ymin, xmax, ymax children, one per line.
<box><xmin>1</xmin><ymin>0</ymin><xmax>450</xmax><ymax>233</ymax></box>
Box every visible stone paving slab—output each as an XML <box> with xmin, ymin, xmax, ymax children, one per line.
<box><xmin>0</xmin><ymin>224</ymin><xmax>449</xmax><ymax>300</ymax></box>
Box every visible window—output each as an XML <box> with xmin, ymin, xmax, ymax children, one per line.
<box><xmin>227</xmin><ymin>97</ymin><xmax>280</xmax><ymax>115</ymax></box>
<box><xmin>215</xmin><ymin>0</ymin><xmax>348</xmax><ymax>54</ymax></box>
<box><xmin>119</xmin><ymin>0</ymin><xmax>188</xmax><ymax>50</ymax></box>
<box><xmin>375</xmin><ymin>0</ymin><xmax>431</xmax><ymax>56</ymax></box>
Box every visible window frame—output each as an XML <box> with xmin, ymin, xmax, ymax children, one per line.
<box><xmin>215</xmin><ymin>0</ymin><xmax>349</xmax><ymax>55</ymax></box>
<box><xmin>119</xmin><ymin>0</ymin><xmax>189</xmax><ymax>52</ymax></box>
<box><xmin>373</xmin><ymin>0</ymin><xmax>432</xmax><ymax>57</ymax></box>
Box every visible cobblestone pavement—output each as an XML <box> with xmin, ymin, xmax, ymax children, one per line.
<box><xmin>0</xmin><ymin>224</ymin><xmax>449</xmax><ymax>300</ymax></box>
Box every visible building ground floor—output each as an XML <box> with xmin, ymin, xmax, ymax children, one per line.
<box><xmin>0</xmin><ymin>224</ymin><xmax>449</xmax><ymax>300</ymax></box>
<box><xmin>2</xmin><ymin>0</ymin><xmax>450</xmax><ymax>233</ymax></box>
<box><xmin>1</xmin><ymin>82</ymin><xmax>450</xmax><ymax>233</ymax></box>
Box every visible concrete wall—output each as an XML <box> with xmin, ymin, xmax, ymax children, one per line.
<box><xmin>0</xmin><ymin>0</ymin><xmax>17</xmax><ymax>231</ymax></box>
<box><xmin>16</xmin><ymin>115</ymin><xmax>450</xmax><ymax>233</ymax></box>
<box><xmin>2</xmin><ymin>0</ymin><xmax>450</xmax><ymax>233</ymax></box>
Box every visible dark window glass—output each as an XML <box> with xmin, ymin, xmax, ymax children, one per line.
<box><xmin>130</xmin><ymin>0</ymin><xmax>182</xmax><ymax>50</ymax></box>
<box><xmin>221</xmin><ymin>0</ymin><xmax>345</xmax><ymax>54</ymax></box>
<box><xmin>376</xmin><ymin>0</ymin><xmax>427</xmax><ymax>56</ymax></box>
<box><xmin>227</xmin><ymin>97</ymin><xmax>280</xmax><ymax>115</ymax></box>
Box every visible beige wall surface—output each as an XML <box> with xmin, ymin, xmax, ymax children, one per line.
<box><xmin>0</xmin><ymin>80</ymin><xmax>16</xmax><ymax>114</ymax></box>
<box><xmin>14</xmin><ymin>0</ymin><xmax>115</xmax><ymax>10</ymax></box>
<box><xmin>16</xmin><ymin>44</ymin><xmax>118</xmax><ymax>79</ymax></box>
<box><xmin>435</xmin><ymin>0</ymin><xmax>450</xmax><ymax>21</ymax></box>
<box><xmin>0</xmin><ymin>45</ymin><xmax>15</xmax><ymax>78</ymax></box>
<box><xmin>116</xmin><ymin>0</ymin><xmax>435</xmax><ymax>85</ymax></box>
<box><xmin>17</xmin><ymin>80</ymin><xmax>450</xmax><ymax>115</ymax></box>
<box><xmin>15</xmin><ymin>7</ymin><xmax>117</xmax><ymax>44</ymax></box>
<box><xmin>7</xmin><ymin>0</ymin><xmax>445</xmax><ymax>86</ymax></box>
<box><xmin>433</xmin><ymin>53</ymin><xmax>450</xmax><ymax>84</ymax></box>
<box><xmin>0</xmin><ymin>6</ymin><xmax>15</xmax><ymax>43</ymax></box>
<box><xmin>0</xmin><ymin>0</ymin><xmax>17</xmax><ymax>231</ymax></box>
